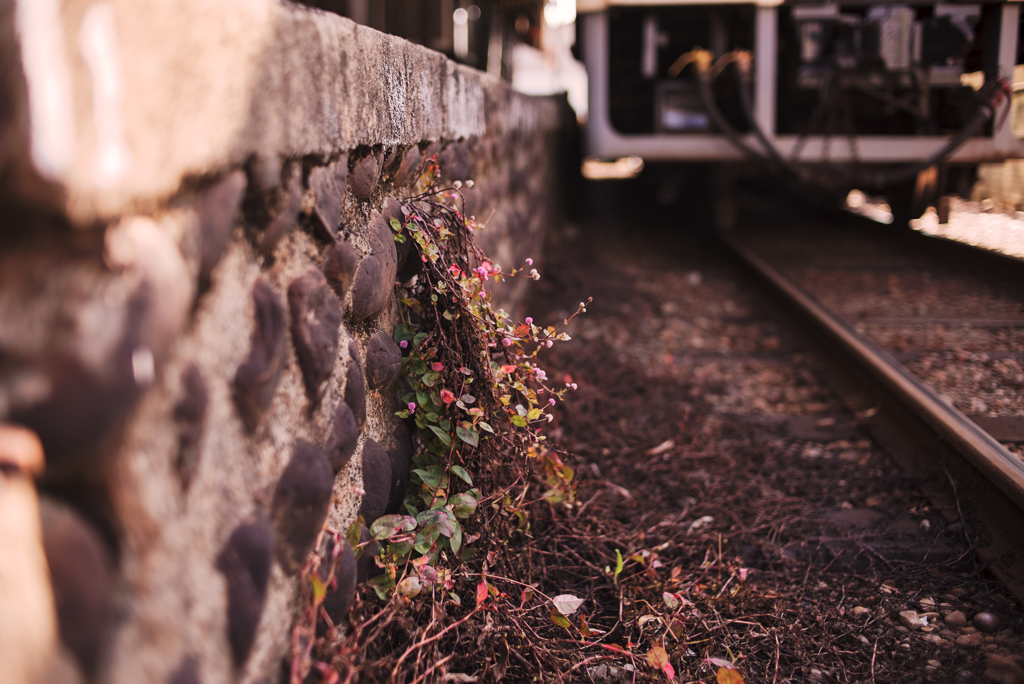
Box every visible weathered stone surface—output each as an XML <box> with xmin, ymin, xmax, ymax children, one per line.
<box><xmin>319</xmin><ymin>535</ymin><xmax>357</xmax><ymax>630</ymax></box>
<box><xmin>216</xmin><ymin>516</ymin><xmax>272</xmax><ymax>667</ymax></box>
<box><xmin>348</xmin><ymin>151</ymin><xmax>381</xmax><ymax>200</ymax></box>
<box><xmin>393</xmin><ymin>145</ymin><xmax>421</xmax><ymax>188</ymax></box>
<box><xmin>288</xmin><ymin>270</ymin><xmax>343</xmax><ymax>401</ymax></box>
<box><xmin>348</xmin><ymin>212</ymin><xmax>398</xmax><ymax>321</ymax></box>
<box><xmin>259</xmin><ymin>163</ymin><xmax>302</xmax><ymax>257</ymax></box>
<box><xmin>365</xmin><ymin>330</ymin><xmax>401</xmax><ymax>392</ymax></box>
<box><xmin>355</xmin><ymin>524</ymin><xmax>380</xmax><ymax>584</ymax></box>
<box><xmin>199</xmin><ymin>170</ymin><xmax>247</xmax><ymax>280</ymax></box>
<box><xmin>167</xmin><ymin>657</ymin><xmax>200</xmax><ymax>684</ymax></box>
<box><xmin>385</xmin><ymin>425</ymin><xmax>413</xmax><ymax>515</ymax></box>
<box><xmin>40</xmin><ymin>499</ymin><xmax>114</xmax><ymax>677</ymax></box>
<box><xmin>173</xmin><ymin>364</ymin><xmax>207</xmax><ymax>489</ymax></box>
<box><xmin>344</xmin><ymin>340</ymin><xmax>366</xmax><ymax>430</ymax></box>
<box><xmin>309</xmin><ymin>156</ymin><xmax>348</xmax><ymax>240</ymax></box>
<box><xmin>271</xmin><ymin>440</ymin><xmax>334</xmax><ymax>572</ymax></box>
<box><xmin>322</xmin><ymin>240</ymin><xmax>358</xmax><ymax>299</ymax></box>
<box><xmin>358</xmin><ymin>439</ymin><xmax>391</xmax><ymax>524</ymax></box>
<box><xmin>439</xmin><ymin>141</ymin><xmax>470</xmax><ymax>182</ymax></box>
<box><xmin>324</xmin><ymin>401</ymin><xmax>359</xmax><ymax>473</ymax></box>
<box><xmin>234</xmin><ymin>279</ymin><xmax>286</xmax><ymax>431</ymax></box>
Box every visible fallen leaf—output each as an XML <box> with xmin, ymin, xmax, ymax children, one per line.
<box><xmin>647</xmin><ymin>645</ymin><xmax>676</xmax><ymax>680</ymax></box>
<box><xmin>476</xmin><ymin>578</ymin><xmax>488</xmax><ymax>607</ymax></box>
<box><xmin>549</xmin><ymin>607</ymin><xmax>570</xmax><ymax>628</ymax></box>
<box><xmin>552</xmin><ymin>594</ymin><xmax>585</xmax><ymax>616</ymax></box>
<box><xmin>716</xmin><ymin>668</ymin><xmax>744</xmax><ymax>684</ymax></box>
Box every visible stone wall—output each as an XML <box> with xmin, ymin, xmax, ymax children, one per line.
<box><xmin>0</xmin><ymin>1</ymin><xmax>562</xmax><ymax>682</ymax></box>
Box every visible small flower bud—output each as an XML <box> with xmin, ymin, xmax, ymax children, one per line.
<box><xmin>400</xmin><ymin>340</ymin><xmax>409</xmax><ymax>348</ymax></box>
<box><xmin>549</xmin><ymin>398</ymin><xmax>556</xmax><ymax>405</ymax></box>
<box><xmin>453</xmin><ymin>180</ymin><xmax>463</xmax><ymax>189</ymax></box>
<box><xmin>545</xmin><ymin>340</ymin><xmax>554</xmax><ymax>348</ymax></box>
<box><xmin>502</xmin><ymin>338</ymin><xmax>512</xmax><ymax>347</ymax></box>
<box><xmin>525</xmin><ymin>317</ymin><xmax>533</xmax><ymax>325</ymax></box>
<box><xmin>571</xmin><ymin>383</ymin><xmax>578</xmax><ymax>390</ymax></box>
<box><xmin>466</xmin><ymin>179</ymin><xmax>475</xmax><ymax>188</ymax></box>
<box><xmin>526</xmin><ymin>257</ymin><xmax>534</xmax><ymax>265</ymax></box>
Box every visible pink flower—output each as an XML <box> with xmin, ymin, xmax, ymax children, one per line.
<box><xmin>400</xmin><ymin>340</ymin><xmax>409</xmax><ymax>348</ymax></box>
<box><xmin>526</xmin><ymin>258</ymin><xmax>534</xmax><ymax>265</ymax></box>
<box><xmin>535</xmin><ymin>369</ymin><xmax>547</xmax><ymax>381</ymax></box>
<box><xmin>525</xmin><ymin>317</ymin><xmax>533</xmax><ymax>325</ymax></box>
<box><xmin>501</xmin><ymin>338</ymin><xmax>512</xmax><ymax>347</ymax></box>
<box><xmin>571</xmin><ymin>383</ymin><xmax>578</xmax><ymax>390</ymax></box>
<box><xmin>545</xmin><ymin>340</ymin><xmax>554</xmax><ymax>348</ymax></box>
<box><xmin>408</xmin><ymin>402</ymin><xmax>416</xmax><ymax>413</ymax></box>
<box><xmin>549</xmin><ymin>398</ymin><xmax>556</xmax><ymax>405</ymax></box>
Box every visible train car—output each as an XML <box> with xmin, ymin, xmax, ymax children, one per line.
<box><xmin>577</xmin><ymin>0</ymin><xmax>1024</xmax><ymax>225</ymax></box>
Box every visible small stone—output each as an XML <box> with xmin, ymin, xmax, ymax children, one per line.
<box><xmin>958</xmin><ymin>633</ymin><xmax>986</xmax><ymax>648</ymax></box>
<box><xmin>173</xmin><ymin>364</ymin><xmax>208</xmax><ymax>488</ymax></box>
<box><xmin>234</xmin><ymin>279</ymin><xmax>286</xmax><ymax>431</ymax></box>
<box><xmin>259</xmin><ymin>163</ymin><xmax>302</xmax><ymax>256</ymax></box>
<box><xmin>946</xmin><ymin>611</ymin><xmax>969</xmax><ymax>628</ymax></box>
<box><xmin>322</xmin><ymin>240</ymin><xmax>359</xmax><ymax>299</ymax></box>
<box><xmin>358</xmin><ymin>439</ymin><xmax>392</xmax><ymax>524</ymax></box>
<box><xmin>344</xmin><ymin>340</ymin><xmax>367</xmax><ymax>430</ymax></box>
<box><xmin>309</xmin><ymin>155</ymin><xmax>348</xmax><ymax>240</ymax></box>
<box><xmin>941</xmin><ymin>630</ymin><xmax>960</xmax><ymax>640</ymax></box>
<box><xmin>40</xmin><ymin>499</ymin><xmax>114</xmax><ymax>677</ymax></box>
<box><xmin>928</xmin><ymin>660</ymin><xmax>942</xmax><ymax>668</ymax></box>
<box><xmin>216</xmin><ymin>516</ymin><xmax>272</xmax><ymax>667</ymax></box>
<box><xmin>271</xmin><ymin>440</ymin><xmax>334</xmax><ymax>572</ymax></box>
<box><xmin>925</xmin><ymin>634</ymin><xmax>946</xmax><ymax>645</ymax></box>
<box><xmin>325</xmin><ymin>401</ymin><xmax>359</xmax><ymax>473</ymax></box>
<box><xmin>393</xmin><ymin>145</ymin><xmax>421</xmax><ymax>188</ymax></box>
<box><xmin>199</xmin><ymin>170</ymin><xmax>247</xmax><ymax>280</ymax></box>
<box><xmin>288</xmin><ymin>270</ymin><xmax>343</xmax><ymax>401</ymax></box>
<box><xmin>365</xmin><ymin>330</ymin><xmax>402</xmax><ymax>392</ymax></box>
<box><xmin>985</xmin><ymin>654</ymin><xmax>1024</xmax><ymax>683</ymax></box>
<box><xmin>852</xmin><ymin>606</ymin><xmax>871</xmax><ymax>616</ymax></box>
<box><xmin>957</xmin><ymin>671</ymin><xmax>976</xmax><ymax>684</ymax></box>
<box><xmin>349</xmin><ymin>151</ymin><xmax>382</xmax><ymax>199</ymax></box>
<box><xmin>900</xmin><ymin>610</ymin><xmax>926</xmax><ymax>630</ymax></box>
<box><xmin>964</xmin><ymin>627</ymin><xmax>980</xmax><ymax>635</ymax></box>
<box><xmin>975</xmin><ymin>613</ymin><xmax>1003</xmax><ymax>633</ymax></box>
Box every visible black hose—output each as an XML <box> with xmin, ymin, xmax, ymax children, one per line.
<box><xmin>695</xmin><ymin>73</ymin><xmax>765</xmax><ymax>162</ymax></box>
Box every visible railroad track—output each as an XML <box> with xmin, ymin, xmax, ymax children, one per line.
<box><xmin>721</xmin><ymin>221</ymin><xmax>1024</xmax><ymax>601</ymax></box>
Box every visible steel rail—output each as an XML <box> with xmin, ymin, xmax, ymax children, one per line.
<box><xmin>721</xmin><ymin>234</ymin><xmax>1024</xmax><ymax>510</ymax></box>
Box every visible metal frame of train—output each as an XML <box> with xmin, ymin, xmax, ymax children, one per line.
<box><xmin>577</xmin><ymin>0</ymin><xmax>1024</xmax><ymax>220</ymax></box>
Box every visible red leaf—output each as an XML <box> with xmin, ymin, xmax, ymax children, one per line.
<box><xmin>431</xmin><ymin>362</ymin><xmax>444</xmax><ymax>371</ymax></box>
<box><xmin>441</xmin><ymin>389</ymin><xmax>457</xmax><ymax>404</ymax></box>
<box><xmin>476</xmin><ymin>578</ymin><xmax>488</xmax><ymax>607</ymax></box>
<box><xmin>500</xmin><ymin>365</ymin><xmax>516</xmax><ymax>374</ymax></box>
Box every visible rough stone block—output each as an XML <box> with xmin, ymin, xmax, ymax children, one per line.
<box><xmin>259</xmin><ymin>163</ymin><xmax>303</xmax><ymax>257</ymax></box>
<box><xmin>308</xmin><ymin>155</ymin><xmax>348</xmax><ymax>241</ymax></box>
<box><xmin>348</xmin><ymin>151</ymin><xmax>381</xmax><ymax>200</ymax></box>
<box><xmin>385</xmin><ymin>425</ymin><xmax>413</xmax><ymax>515</ymax></box>
<box><xmin>167</xmin><ymin>657</ymin><xmax>200</xmax><ymax>684</ymax></box>
<box><xmin>199</xmin><ymin>170</ymin><xmax>247</xmax><ymax>280</ymax></box>
<box><xmin>234</xmin><ymin>279</ymin><xmax>286</xmax><ymax>431</ymax></box>
<box><xmin>358</xmin><ymin>439</ymin><xmax>391</xmax><ymax>524</ymax></box>
<box><xmin>216</xmin><ymin>516</ymin><xmax>272</xmax><ymax>668</ymax></box>
<box><xmin>324</xmin><ymin>400</ymin><xmax>359</xmax><ymax>473</ymax></box>
<box><xmin>355</xmin><ymin>523</ymin><xmax>380</xmax><ymax>584</ymax></box>
<box><xmin>173</xmin><ymin>364</ymin><xmax>208</xmax><ymax>489</ymax></box>
<box><xmin>393</xmin><ymin>145</ymin><xmax>421</xmax><ymax>188</ymax></box>
<box><xmin>271</xmin><ymin>440</ymin><xmax>334</xmax><ymax>572</ymax></box>
<box><xmin>343</xmin><ymin>340</ymin><xmax>366</xmax><ymax>430</ymax></box>
<box><xmin>348</xmin><ymin>212</ymin><xmax>398</xmax><ymax>322</ymax></box>
<box><xmin>40</xmin><ymin>499</ymin><xmax>114</xmax><ymax>677</ymax></box>
<box><xmin>288</xmin><ymin>270</ymin><xmax>343</xmax><ymax>401</ymax></box>
<box><xmin>365</xmin><ymin>330</ymin><xmax>401</xmax><ymax>392</ymax></box>
<box><xmin>319</xmin><ymin>535</ymin><xmax>357</xmax><ymax>630</ymax></box>
<box><xmin>322</xmin><ymin>240</ymin><xmax>358</xmax><ymax>300</ymax></box>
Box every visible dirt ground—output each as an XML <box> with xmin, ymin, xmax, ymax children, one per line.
<box><xmin>500</xmin><ymin>195</ymin><xmax>1024</xmax><ymax>683</ymax></box>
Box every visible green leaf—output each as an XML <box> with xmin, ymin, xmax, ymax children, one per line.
<box><xmin>450</xmin><ymin>518</ymin><xmax>463</xmax><ymax>554</ymax></box>
<box><xmin>370</xmin><ymin>514</ymin><xmax>417</xmax><ymax>540</ymax></box>
<box><xmin>414</xmin><ymin>332</ymin><xmax>429</xmax><ymax>346</ymax></box>
<box><xmin>412</xmin><ymin>467</ymin><xmax>443</xmax><ymax>489</ymax></box>
<box><xmin>614</xmin><ymin>549</ymin><xmax>624</xmax><ymax>579</ymax></box>
<box><xmin>439</xmin><ymin>418</ymin><xmax>451</xmax><ymax>431</ymax></box>
<box><xmin>422</xmin><ymin>371</ymin><xmax>441</xmax><ymax>387</ymax></box>
<box><xmin>394</xmin><ymin>324</ymin><xmax>415</xmax><ymax>344</ymax></box>
<box><xmin>479</xmin><ymin>421</ymin><xmax>494</xmax><ymax>434</ymax></box>
<box><xmin>511</xmin><ymin>415</ymin><xmax>528</xmax><ymax>428</ymax></box>
<box><xmin>450</xmin><ymin>465</ymin><xmax>473</xmax><ymax>485</ymax></box>
<box><xmin>389</xmin><ymin>217</ymin><xmax>403</xmax><ymax>232</ymax></box>
<box><xmin>427</xmin><ymin>425</ymin><xmax>451</xmax><ymax>446</ymax></box>
<box><xmin>387</xmin><ymin>540</ymin><xmax>414</xmax><ymax>560</ymax></box>
<box><xmin>346</xmin><ymin>518</ymin><xmax>362</xmax><ymax>553</ymax></box>
<box><xmin>549</xmin><ymin>608</ymin><xmax>571</xmax><ymax>629</ymax></box>
<box><xmin>527</xmin><ymin>408</ymin><xmax>542</xmax><ymax>421</ymax></box>
<box><xmin>456</xmin><ymin>425</ymin><xmax>479</xmax><ymax>447</ymax></box>
<box><xmin>449</xmin><ymin>492</ymin><xmax>478</xmax><ymax>519</ymax></box>
<box><xmin>416</xmin><ymin>509</ymin><xmax>454</xmax><ymax>538</ymax></box>
<box><xmin>366</xmin><ymin>573</ymin><xmax>395</xmax><ymax>600</ymax></box>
